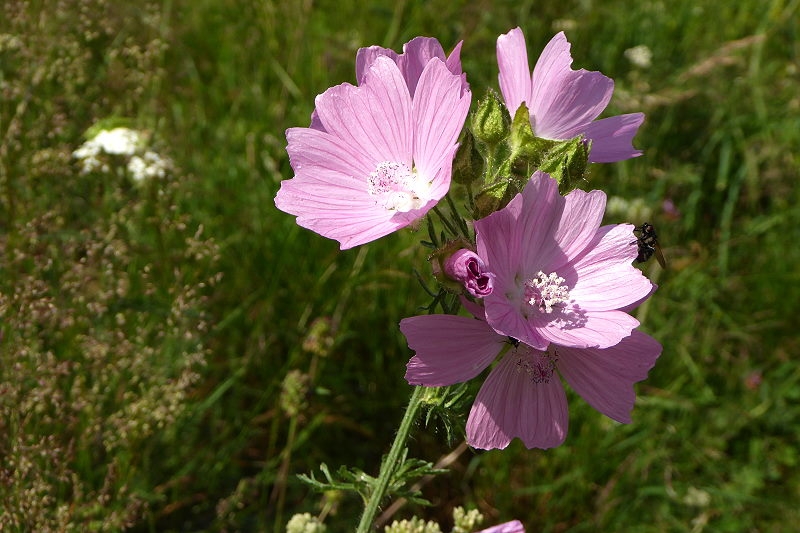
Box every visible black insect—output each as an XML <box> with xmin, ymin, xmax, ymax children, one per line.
<box><xmin>507</xmin><ymin>336</ymin><xmax>520</xmax><ymax>347</ymax></box>
<box><xmin>632</xmin><ymin>222</ymin><xmax>666</xmax><ymax>268</ymax></box>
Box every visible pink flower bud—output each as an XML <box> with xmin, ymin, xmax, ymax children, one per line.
<box><xmin>444</xmin><ymin>249</ymin><xmax>494</xmax><ymax>297</ymax></box>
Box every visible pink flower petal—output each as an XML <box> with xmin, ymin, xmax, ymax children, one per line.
<box><xmin>476</xmin><ymin>171</ymin><xmax>562</xmax><ymax>290</ymax></box>
<box><xmin>541</xmin><ymin>186</ymin><xmax>607</xmax><ymax>272</ymax></box>
<box><xmin>401</xmin><ymin>315</ymin><xmax>506</xmax><ymax>386</ymax></box>
<box><xmin>497</xmin><ymin>27</ymin><xmax>532</xmax><ymax>118</ymax></box>
<box><xmin>484</xmin><ymin>296</ymin><xmax>549</xmax><ymax>351</ymax></box>
<box><xmin>529</xmin><ymin>32</ymin><xmax>614</xmax><ymax>139</ymax></box>
<box><xmin>467</xmin><ymin>350</ymin><xmax>568</xmax><ymax>450</ymax></box>
<box><xmin>568</xmin><ymin>224</ymin><xmax>655</xmax><ymax>311</ymax></box>
<box><xmin>398</xmin><ymin>37</ymin><xmax>449</xmax><ymax>96</ymax></box>
<box><xmin>412</xmin><ymin>58</ymin><xmax>472</xmax><ymax>195</ymax></box>
<box><xmin>284</xmin><ymin>127</ymin><xmax>373</xmax><ymax>179</ymax></box>
<box><xmin>315</xmin><ymin>57</ymin><xmax>412</xmax><ymax>166</ymax></box>
<box><xmin>444</xmin><ymin>40</ymin><xmax>469</xmax><ymax>94</ymax></box>
<box><xmin>479</xmin><ymin>520</ymin><xmax>526</xmax><ymax>533</ymax></box>
<box><xmin>356</xmin><ymin>46</ymin><xmax>401</xmax><ymax>85</ymax></box>
<box><xmin>557</xmin><ymin>330</ymin><xmax>662</xmax><ymax>423</ymax></box>
<box><xmin>540</xmin><ymin>309</ymin><xmax>640</xmax><ymax>349</ymax></box>
<box><xmin>573</xmin><ymin>113</ymin><xmax>645</xmax><ymax>163</ymax></box>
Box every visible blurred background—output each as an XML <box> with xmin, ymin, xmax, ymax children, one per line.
<box><xmin>1</xmin><ymin>0</ymin><xmax>799</xmax><ymax>531</ymax></box>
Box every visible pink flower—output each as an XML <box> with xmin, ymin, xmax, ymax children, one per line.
<box><xmin>478</xmin><ymin>520</ymin><xmax>525</xmax><ymax>533</ymax></box>
<box><xmin>401</xmin><ymin>306</ymin><xmax>661</xmax><ymax>449</ymax></box>
<box><xmin>275</xmin><ymin>55</ymin><xmax>471</xmax><ymax>249</ymax></box>
<box><xmin>475</xmin><ymin>171</ymin><xmax>654</xmax><ymax>351</ymax></box>
<box><xmin>497</xmin><ymin>27</ymin><xmax>644</xmax><ymax>163</ymax></box>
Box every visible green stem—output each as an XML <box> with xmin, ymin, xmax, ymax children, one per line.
<box><xmin>356</xmin><ymin>385</ymin><xmax>425</xmax><ymax>533</ymax></box>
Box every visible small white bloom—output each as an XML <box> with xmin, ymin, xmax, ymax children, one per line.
<box><xmin>624</xmin><ymin>45</ymin><xmax>653</xmax><ymax>69</ymax></box>
<box><xmin>72</xmin><ymin>140</ymin><xmax>106</xmax><ymax>174</ymax></box>
<box><xmin>93</xmin><ymin>127</ymin><xmax>141</xmax><ymax>156</ymax></box>
<box><xmin>127</xmin><ymin>150</ymin><xmax>171</xmax><ymax>181</ymax></box>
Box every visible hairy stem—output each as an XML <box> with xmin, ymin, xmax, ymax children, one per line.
<box><xmin>356</xmin><ymin>385</ymin><xmax>425</xmax><ymax>533</ymax></box>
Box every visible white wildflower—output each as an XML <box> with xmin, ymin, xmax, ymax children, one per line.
<box><xmin>92</xmin><ymin>127</ymin><xmax>141</xmax><ymax>156</ymax></box>
<box><xmin>127</xmin><ymin>151</ymin><xmax>171</xmax><ymax>181</ymax></box>
<box><xmin>624</xmin><ymin>45</ymin><xmax>653</xmax><ymax>69</ymax></box>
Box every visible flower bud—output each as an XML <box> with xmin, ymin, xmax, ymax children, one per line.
<box><xmin>471</xmin><ymin>90</ymin><xmax>510</xmax><ymax>147</ymax></box>
<box><xmin>444</xmin><ymin>249</ymin><xmax>494</xmax><ymax>298</ymax></box>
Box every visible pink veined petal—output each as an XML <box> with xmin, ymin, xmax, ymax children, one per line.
<box><xmin>460</xmin><ymin>295</ymin><xmax>487</xmax><ymax>320</ymax></box>
<box><xmin>315</xmin><ymin>56</ymin><xmax>413</xmax><ymax>166</ymax></box>
<box><xmin>398</xmin><ymin>37</ymin><xmax>448</xmax><ymax>96</ymax></box>
<box><xmin>580</xmin><ymin>113</ymin><xmax>645</xmax><ymax>163</ymax></box>
<box><xmin>539</xmin><ymin>308</ymin><xmax>640</xmax><ymax>349</ymax></box>
<box><xmin>514</xmin><ymin>172</ymin><xmax>569</xmax><ymax>277</ymax></box>
<box><xmin>276</xmin><ymin>179</ymin><xmax>408</xmax><ymax>249</ymax></box>
<box><xmin>529</xmin><ymin>32</ymin><xmax>614</xmax><ymax>139</ymax></box>
<box><xmin>476</xmin><ymin>171</ymin><xmax>563</xmax><ymax>290</ymax></box>
<box><xmin>444</xmin><ymin>40</ymin><xmax>470</xmax><ymax>95</ymax></box>
<box><xmin>568</xmin><ymin>224</ymin><xmax>656</xmax><ymax>311</ymax></box>
<box><xmin>284</xmin><ymin>127</ymin><xmax>373</xmax><ymax>180</ymax></box>
<box><xmin>475</xmin><ymin>191</ymin><xmax>525</xmax><ymax>291</ymax></box>
<box><xmin>478</xmin><ymin>520</ymin><xmax>526</xmax><ymax>533</ymax></box>
<box><xmin>557</xmin><ymin>330</ymin><xmax>662</xmax><ymax>423</ymax></box>
<box><xmin>412</xmin><ymin>58</ymin><xmax>472</xmax><ymax>189</ymax></box>
<box><xmin>355</xmin><ymin>45</ymin><xmax>400</xmax><ymax>85</ymax></box>
<box><xmin>467</xmin><ymin>350</ymin><xmax>568</xmax><ymax>450</ymax></box>
<box><xmin>419</xmin><ymin>144</ymin><xmax>458</xmax><ymax>202</ymax></box>
<box><xmin>497</xmin><ymin>27</ymin><xmax>532</xmax><ymax>118</ymax></box>
<box><xmin>483</xmin><ymin>295</ymin><xmax>549</xmax><ymax>351</ymax></box>
<box><xmin>309</xmin><ymin>109</ymin><xmax>326</xmax><ymax>132</ymax></box>
<box><xmin>536</xmin><ymin>187</ymin><xmax>607</xmax><ymax>273</ymax></box>
<box><xmin>620</xmin><ymin>283</ymin><xmax>658</xmax><ymax>313</ymax></box>
<box><xmin>401</xmin><ymin>315</ymin><xmax>505</xmax><ymax>386</ymax></box>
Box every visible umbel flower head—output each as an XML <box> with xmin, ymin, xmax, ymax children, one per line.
<box><xmin>401</xmin><ymin>305</ymin><xmax>661</xmax><ymax>449</ymax></box>
<box><xmin>275</xmin><ymin>52</ymin><xmax>471</xmax><ymax>249</ymax></box>
<box><xmin>475</xmin><ymin>171</ymin><xmax>654</xmax><ymax>351</ymax></box>
<box><xmin>497</xmin><ymin>27</ymin><xmax>644</xmax><ymax>163</ymax></box>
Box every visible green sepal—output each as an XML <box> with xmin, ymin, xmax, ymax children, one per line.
<box><xmin>473</xmin><ymin>178</ymin><xmax>519</xmax><ymax>219</ymax></box>
<box><xmin>451</xmin><ymin>129</ymin><xmax>484</xmax><ymax>186</ymax></box>
<box><xmin>538</xmin><ymin>135</ymin><xmax>590</xmax><ymax>192</ymax></box>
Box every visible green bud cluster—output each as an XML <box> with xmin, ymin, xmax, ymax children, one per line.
<box><xmin>463</xmin><ymin>89</ymin><xmax>593</xmax><ymax>219</ymax></box>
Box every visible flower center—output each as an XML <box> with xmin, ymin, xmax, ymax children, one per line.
<box><xmin>515</xmin><ymin>348</ymin><xmax>557</xmax><ymax>384</ymax></box>
<box><xmin>524</xmin><ymin>271</ymin><xmax>570</xmax><ymax>314</ymax></box>
<box><xmin>367</xmin><ymin>161</ymin><xmax>429</xmax><ymax>212</ymax></box>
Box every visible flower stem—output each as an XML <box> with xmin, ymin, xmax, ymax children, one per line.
<box><xmin>356</xmin><ymin>385</ymin><xmax>425</xmax><ymax>533</ymax></box>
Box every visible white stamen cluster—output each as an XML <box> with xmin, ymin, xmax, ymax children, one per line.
<box><xmin>367</xmin><ymin>161</ymin><xmax>428</xmax><ymax>212</ymax></box>
<box><xmin>525</xmin><ymin>271</ymin><xmax>570</xmax><ymax>314</ymax></box>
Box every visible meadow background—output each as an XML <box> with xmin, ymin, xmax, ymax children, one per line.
<box><xmin>1</xmin><ymin>0</ymin><xmax>799</xmax><ymax>531</ymax></box>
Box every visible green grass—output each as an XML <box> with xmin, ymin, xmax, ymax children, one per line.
<box><xmin>1</xmin><ymin>0</ymin><xmax>799</xmax><ymax>531</ymax></box>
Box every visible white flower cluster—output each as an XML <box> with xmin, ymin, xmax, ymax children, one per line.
<box><xmin>624</xmin><ymin>45</ymin><xmax>653</xmax><ymax>69</ymax></box>
<box><xmin>73</xmin><ymin>127</ymin><xmax>172</xmax><ymax>181</ymax></box>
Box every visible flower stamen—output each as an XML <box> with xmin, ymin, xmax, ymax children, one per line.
<box><xmin>367</xmin><ymin>161</ymin><xmax>430</xmax><ymax>212</ymax></box>
<box><xmin>515</xmin><ymin>348</ymin><xmax>557</xmax><ymax>384</ymax></box>
<box><xmin>524</xmin><ymin>271</ymin><xmax>570</xmax><ymax>314</ymax></box>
